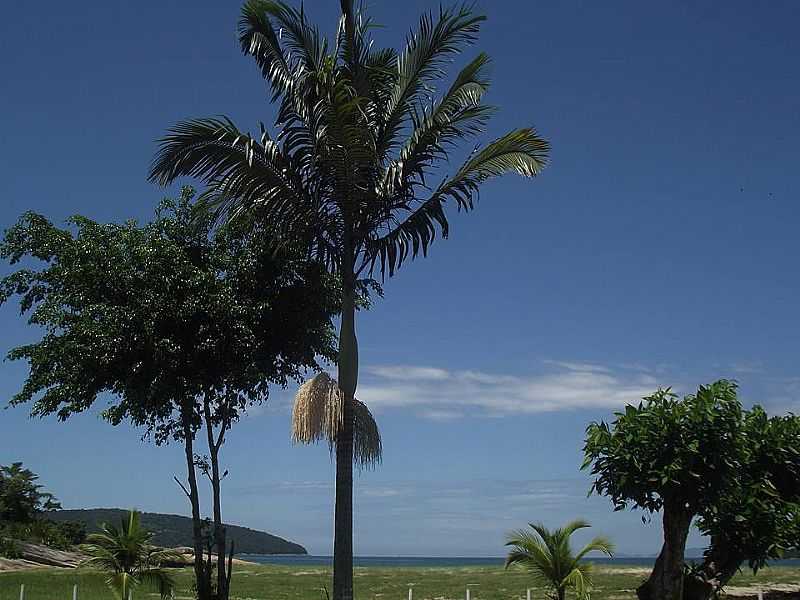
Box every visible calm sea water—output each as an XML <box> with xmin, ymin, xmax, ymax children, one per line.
<box><xmin>240</xmin><ymin>555</ymin><xmax>800</xmax><ymax>568</ymax></box>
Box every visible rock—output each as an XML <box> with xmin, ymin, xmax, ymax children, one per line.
<box><xmin>17</xmin><ymin>541</ymin><xmax>85</xmax><ymax>568</ymax></box>
<box><xmin>0</xmin><ymin>557</ymin><xmax>49</xmax><ymax>572</ymax></box>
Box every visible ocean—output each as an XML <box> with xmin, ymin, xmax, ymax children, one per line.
<box><xmin>240</xmin><ymin>555</ymin><xmax>800</xmax><ymax>568</ymax></box>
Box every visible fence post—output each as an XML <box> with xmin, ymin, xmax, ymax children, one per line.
<box><xmin>408</xmin><ymin>587</ymin><xmax>413</xmax><ymax>600</ymax></box>
<box><xmin>73</xmin><ymin>584</ymin><xmax>78</xmax><ymax>600</ymax></box>
<box><xmin>466</xmin><ymin>587</ymin><xmax>470</xmax><ymax>600</ymax></box>
<box><xmin>527</xmin><ymin>589</ymin><xmax>532</xmax><ymax>600</ymax></box>
<box><xmin>758</xmin><ymin>592</ymin><xmax>764</xmax><ymax>600</ymax></box>
<box><xmin>19</xmin><ymin>584</ymin><xmax>24</xmax><ymax>600</ymax></box>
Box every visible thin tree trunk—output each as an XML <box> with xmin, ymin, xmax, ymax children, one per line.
<box><xmin>637</xmin><ymin>499</ymin><xmax>693</xmax><ymax>600</ymax></box>
<box><xmin>204</xmin><ymin>398</ymin><xmax>228</xmax><ymax>600</ymax></box>
<box><xmin>182</xmin><ymin>414</ymin><xmax>209</xmax><ymax>600</ymax></box>
<box><xmin>333</xmin><ymin>264</ymin><xmax>358</xmax><ymax>600</ymax></box>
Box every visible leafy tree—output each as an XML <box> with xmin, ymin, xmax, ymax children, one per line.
<box><xmin>148</xmin><ymin>2</ymin><xmax>549</xmax><ymax>598</ymax></box>
<box><xmin>0</xmin><ymin>463</ymin><xmax>85</xmax><ymax>551</ymax></box>
<box><xmin>0</xmin><ymin>463</ymin><xmax>60</xmax><ymax>524</ymax></box>
<box><xmin>81</xmin><ymin>510</ymin><xmax>180</xmax><ymax>600</ymax></box>
<box><xmin>0</xmin><ymin>190</ymin><xmax>339</xmax><ymax>600</ymax></box>
<box><xmin>583</xmin><ymin>381</ymin><xmax>746</xmax><ymax>600</ymax></box>
<box><xmin>505</xmin><ymin>520</ymin><xmax>613</xmax><ymax>600</ymax></box>
<box><xmin>683</xmin><ymin>408</ymin><xmax>800</xmax><ymax>600</ymax></box>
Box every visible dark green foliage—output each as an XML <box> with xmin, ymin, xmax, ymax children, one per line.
<box><xmin>0</xmin><ymin>188</ymin><xmax>338</xmax><ymax>440</ymax></box>
<box><xmin>583</xmin><ymin>381</ymin><xmax>746</xmax><ymax>515</ymax></box>
<box><xmin>583</xmin><ymin>380</ymin><xmax>800</xmax><ymax>600</ymax></box>
<box><xmin>0</xmin><ymin>463</ymin><xmax>85</xmax><ymax>552</ymax></box>
<box><xmin>0</xmin><ymin>519</ymin><xmax>86</xmax><ymax>550</ymax></box>
<box><xmin>696</xmin><ymin>407</ymin><xmax>800</xmax><ymax>570</ymax></box>
<box><xmin>0</xmin><ymin>537</ymin><xmax>22</xmax><ymax>559</ymax></box>
<box><xmin>0</xmin><ymin>463</ymin><xmax>60</xmax><ymax>524</ymax></box>
<box><xmin>0</xmin><ymin>189</ymin><xmax>339</xmax><ymax>599</ymax></box>
<box><xmin>80</xmin><ymin>510</ymin><xmax>180</xmax><ymax>600</ymax></box>
<box><xmin>149</xmin><ymin>3</ymin><xmax>549</xmax><ymax>281</ymax></box>
<box><xmin>50</xmin><ymin>509</ymin><xmax>306</xmax><ymax>555</ymax></box>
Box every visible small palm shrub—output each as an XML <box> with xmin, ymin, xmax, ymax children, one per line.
<box><xmin>80</xmin><ymin>510</ymin><xmax>180</xmax><ymax>600</ymax></box>
<box><xmin>505</xmin><ymin>519</ymin><xmax>614</xmax><ymax>600</ymax></box>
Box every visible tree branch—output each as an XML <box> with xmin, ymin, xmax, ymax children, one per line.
<box><xmin>173</xmin><ymin>476</ymin><xmax>191</xmax><ymax>499</ymax></box>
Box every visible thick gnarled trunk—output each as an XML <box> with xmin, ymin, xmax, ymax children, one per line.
<box><xmin>333</xmin><ymin>266</ymin><xmax>358</xmax><ymax>600</ymax></box>
<box><xmin>638</xmin><ymin>500</ymin><xmax>693</xmax><ymax>600</ymax></box>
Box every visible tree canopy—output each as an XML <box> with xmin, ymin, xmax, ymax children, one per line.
<box><xmin>1</xmin><ymin>189</ymin><xmax>342</xmax><ymax>597</ymax></box>
<box><xmin>0</xmin><ymin>462</ymin><xmax>60</xmax><ymax>524</ymax></box>
<box><xmin>583</xmin><ymin>380</ymin><xmax>800</xmax><ymax>600</ymax></box>
<box><xmin>0</xmin><ymin>188</ymin><xmax>339</xmax><ymax>439</ymax></box>
<box><xmin>583</xmin><ymin>381</ymin><xmax>745</xmax><ymax>516</ymax></box>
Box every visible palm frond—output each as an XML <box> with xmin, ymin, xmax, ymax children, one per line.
<box><xmin>367</xmin><ymin>128</ymin><xmax>548</xmax><ymax>277</ymax></box>
<box><xmin>378</xmin><ymin>4</ymin><xmax>487</xmax><ymax>156</ymax></box>
<box><xmin>382</xmin><ymin>52</ymin><xmax>495</xmax><ymax>199</ymax></box>
<box><xmin>239</xmin><ymin>0</ymin><xmax>296</xmax><ymax>96</ymax></box>
<box><xmin>138</xmin><ymin>568</ymin><xmax>177</xmax><ymax>600</ymax></box>
<box><xmin>107</xmin><ymin>573</ymin><xmax>137</xmax><ymax>600</ymax></box>
<box><xmin>505</xmin><ymin>528</ymin><xmax>557</xmax><ymax>582</ymax></box>
<box><xmin>506</xmin><ymin>521</ymin><xmax>609</xmax><ymax>600</ymax></box>
<box><xmin>574</xmin><ymin>535</ymin><xmax>615</xmax><ymax>562</ymax></box>
<box><xmin>148</xmin><ymin>117</ymin><xmax>324</xmax><ymax>233</ymax></box>
<box><xmin>564</xmin><ymin>565</ymin><xmax>593</xmax><ymax>600</ymax></box>
<box><xmin>337</xmin><ymin>0</ymin><xmax>372</xmax><ymax>87</ymax></box>
<box><xmin>259</xmin><ymin>1</ymin><xmax>327</xmax><ymax>72</ymax></box>
<box><xmin>558</xmin><ymin>519</ymin><xmax>592</xmax><ymax>540</ymax></box>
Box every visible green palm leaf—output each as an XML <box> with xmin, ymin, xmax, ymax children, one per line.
<box><xmin>368</xmin><ymin>128</ymin><xmax>549</xmax><ymax>276</ymax></box>
<box><xmin>505</xmin><ymin>520</ymin><xmax>612</xmax><ymax>600</ymax></box>
<box><xmin>80</xmin><ymin>510</ymin><xmax>177</xmax><ymax>600</ymax></box>
<box><xmin>378</xmin><ymin>5</ymin><xmax>487</xmax><ymax>156</ymax></box>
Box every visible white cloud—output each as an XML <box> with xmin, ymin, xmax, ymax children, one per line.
<box><xmin>356</xmin><ymin>362</ymin><xmax>660</xmax><ymax>419</ymax></box>
<box><xmin>543</xmin><ymin>360</ymin><xmax>612</xmax><ymax>374</ymax></box>
<box><xmin>366</xmin><ymin>365</ymin><xmax>451</xmax><ymax>381</ymax></box>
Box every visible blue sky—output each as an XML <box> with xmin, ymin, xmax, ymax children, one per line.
<box><xmin>1</xmin><ymin>1</ymin><xmax>799</xmax><ymax>556</ymax></box>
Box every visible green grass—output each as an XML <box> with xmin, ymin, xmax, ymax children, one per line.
<box><xmin>1</xmin><ymin>563</ymin><xmax>798</xmax><ymax>600</ymax></box>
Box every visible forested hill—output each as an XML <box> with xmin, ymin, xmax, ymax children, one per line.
<box><xmin>50</xmin><ymin>509</ymin><xmax>307</xmax><ymax>555</ymax></box>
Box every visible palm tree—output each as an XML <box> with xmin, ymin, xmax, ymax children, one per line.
<box><xmin>149</xmin><ymin>2</ymin><xmax>549</xmax><ymax>599</ymax></box>
<box><xmin>505</xmin><ymin>520</ymin><xmax>614</xmax><ymax>600</ymax></box>
<box><xmin>80</xmin><ymin>510</ymin><xmax>179</xmax><ymax>600</ymax></box>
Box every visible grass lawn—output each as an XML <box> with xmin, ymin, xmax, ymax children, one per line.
<box><xmin>1</xmin><ymin>563</ymin><xmax>798</xmax><ymax>600</ymax></box>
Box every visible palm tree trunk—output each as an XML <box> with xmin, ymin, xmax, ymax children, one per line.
<box><xmin>637</xmin><ymin>499</ymin><xmax>693</xmax><ymax>600</ymax></box>
<box><xmin>333</xmin><ymin>263</ymin><xmax>358</xmax><ymax>600</ymax></box>
<box><xmin>181</xmin><ymin>413</ymin><xmax>210</xmax><ymax>600</ymax></box>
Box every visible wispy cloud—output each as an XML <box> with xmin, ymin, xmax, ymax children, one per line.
<box><xmin>357</xmin><ymin>362</ymin><xmax>661</xmax><ymax>419</ymax></box>
<box><xmin>226</xmin><ymin>477</ymin><xmax>706</xmax><ymax>555</ymax></box>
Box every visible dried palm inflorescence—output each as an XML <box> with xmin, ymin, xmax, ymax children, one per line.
<box><xmin>292</xmin><ymin>372</ymin><xmax>382</xmax><ymax>468</ymax></box>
